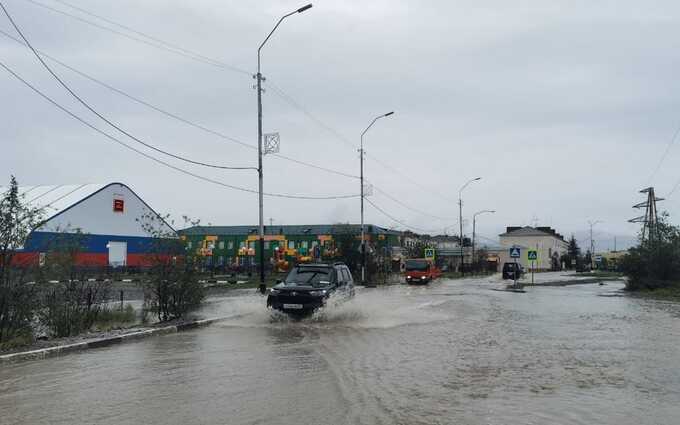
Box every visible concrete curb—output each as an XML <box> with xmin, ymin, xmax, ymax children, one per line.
<box><xmin>0</xmin><ymin>316</ymin><xmax>230</xmax><ymax>365</ymax></box>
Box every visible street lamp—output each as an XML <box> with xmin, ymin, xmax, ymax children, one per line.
<box><xmin>360</xmin><ymin>111</ymin><xmax>394</xmax><ymax>285</ymax></box>
<box><xmin>256</xmin><ymin>3</ymin><xmax>313</xmax><ymax>294</ymax></box>
<box><xmin>458</xmin><ymin>177</ymin><xmax>481</xmax><ymax>275</ymax></box>
<box><xmin>588</xmin><ymin>220</ymin><xmax>603</xmax><ymax>270</ymax></box>
<box><xmin>472</xmin><ymin>209</ymin><xmax>495</xmax><ymax>270</ymax></box>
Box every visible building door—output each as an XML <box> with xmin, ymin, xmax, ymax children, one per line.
<box><xmin>108</xmin><ymin>241</ymin><xmax>127</xmax><ymax>267</ymax></box>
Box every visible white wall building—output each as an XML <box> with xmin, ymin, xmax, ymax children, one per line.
<box><xmin>498</xmin><ymin>226</ymin><xmax>568</xmax><ymax>271</ymax></box>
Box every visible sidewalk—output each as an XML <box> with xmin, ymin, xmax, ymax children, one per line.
<box><xmin>0</xmin><ymin>315</ymin><xmax>233</xmax><ymax>365</ymax></box>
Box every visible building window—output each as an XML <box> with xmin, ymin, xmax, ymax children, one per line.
<box><xmin>301</xmin><ymin>241</ymin><xmax>308</xmax><ymax>249</ymax></box>
<box><xmin>218</xmin><ymin>256</ymin><xmax>224</xmax><ymax>266</ymax></box>
<box><xmin>228</xmin><ymin>241</ymin><xmax>234</xmax><ymax>250</ymax></box>
<box><xmin>265</xmin><ymin>241</ymin><xmax>270</xmax><ymax>250</ymax></box>
<box><xmin>219</xmin><ymin>241</ymin><xmax>224</xmax><ymax>249</ymax></box>
<box><xmin>187</xmin><ymin>241</ymin><xmax>192</xmax><ymax>249</ymax></box>
<box><xmin>239</xmin><ymin>241</ymin><xmax>246</xmax><ymax>249</ymax></box>
<box><xmin>288</xmin><ymin>241</ymin><xmax>295</xmax><ymax>249</ymax></box>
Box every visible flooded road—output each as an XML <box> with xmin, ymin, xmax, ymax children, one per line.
<box><xmin>2</xmin><ymin>274</ymin><xmax>680</xmax><ymax>424</ymax></box>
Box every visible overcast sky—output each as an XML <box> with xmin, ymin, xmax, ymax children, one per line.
<box><xmin>3</xmin><ymin>0</ymin><xmax>680</xmax><ymax>250</ymax></box>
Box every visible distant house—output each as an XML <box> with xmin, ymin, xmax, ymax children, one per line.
<box><xmin>498</xmin><ymin>226</ymin><xmax>568</xmax><ymax>271</ymax></box>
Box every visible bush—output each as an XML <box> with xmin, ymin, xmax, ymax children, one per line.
<box><xmin>621</xmin><ymin>214</ymin><xmax>680</xmax><ymax>291</ymax></box>
<box><xmin>93</xmin><ymin>304</ymin><xmax>136</xmax><ymax>330</ymax></box>
<box><xmin>38</xmin><ymin>281</ymin><xmax>110</xmax><ymax>337</ymax></box>
<box><xmin>139</xmin><ymin>212</ymin><xmax>205</xmax><ymax>321</ymax></box>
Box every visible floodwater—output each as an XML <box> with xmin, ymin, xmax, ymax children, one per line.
<box><xmin>1</xmin><ymin>273</ymin><xmax>680</xmax><ymax>425</ymax></box>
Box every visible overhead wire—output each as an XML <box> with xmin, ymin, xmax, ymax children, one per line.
<box><xmin>42</xmin><ymin>183</ymin><xmax>88</xmax><ymax>209</ymax></box>
<box><xmin>372</xmin><ymin>184</ymin><xmax>452</xmax><ymax>221</ymax></box>
<box><xmin>0</xmin><ymin>60</ymin><xmax>359</xmax><ymax>200</ymax></box>
<box><xmin>2</xmin><ymin>1</ymin><xmax>258</xmax><ymax>172</ymax></box>
<box><xmin>28</xmin><ymin>184</ymin><xmax>63</xmax><ymax>202</ymax></box>
<box><xmin>20</xmin><ymin>0</ymin><xmax>455</xmax><ymax>200</ymax></box>
<box><xmin>266</xmin><ymin>81</ymin><xmax>461</xmax><ymax>203</ymax></box>
<box><xmin>17</xmin><ymin>0</ymin><xmax>462</xmax><ymax>214</ymax></box>
<box><xmin>0</xmin><ymin>28</ymin><xmax>359</xmax><ymax>180</ymax></box>
<box><xmin>648</xmin><ymin>119</ymin><xmax>680</xmax><ymax>185</ymax></box>
<box><xmin>21</xmin><ymin>0</ymin><xmax>251</xmax><ymax>75</ymax></box>
<box><xmin>364</xmin><ymin>197</ymin><xmax>448</xmax><ymax>234</ymax></box>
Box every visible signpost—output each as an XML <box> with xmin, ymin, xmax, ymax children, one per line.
<box><xmin>528</xmin><ymin>249</ymin><xmax>538</xmax><ymax>285</ymax></box>
<box><xmin>509</xmin><ymin>246</ymin><xmax>521</xmax><ymax>288</ymax></box>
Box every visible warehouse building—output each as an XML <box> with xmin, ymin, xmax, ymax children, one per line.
<box><xmin>179</xmin><ymin>224</ymin><xmax>401</xmax><ymax>269</ymax></box>
<box><xmin>17</xmin><ymin>182</ymin><xmax>175</xmax><ymax>267</ymax></box>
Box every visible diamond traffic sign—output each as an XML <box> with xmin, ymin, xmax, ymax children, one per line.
<box><xmin>509</xmin><ymin>247</ymin><xmax>521</xmax><ymax>258</ymax></box>
<box><xmin>528</xmin><ymin>250</ymin><xmax>538</xmax><ymax>261</ymax></box>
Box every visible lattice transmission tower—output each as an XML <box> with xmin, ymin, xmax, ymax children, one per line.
<box><xmin>629</xmin><ymin>187</ymin><xmax>664</xmax><ymax>243</ymax></box>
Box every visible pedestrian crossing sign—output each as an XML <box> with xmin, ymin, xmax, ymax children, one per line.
<box><xmin>424</xmin><ymin>248</ymin><xmax>435</xmax><ymax>260</ymax></box>
<box><xmin>509</xmin><ymin>247</ymin><xmax>521</xmax><ymax>258</ymax></box>
<box><xmin>528</xmin><ymin>250</ymin><xmax>538</xmax><ymax>261</ymax></box>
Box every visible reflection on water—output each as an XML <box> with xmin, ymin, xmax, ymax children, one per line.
<box><xmin>1</xmin><ymin>273</ymin><xmax>680</xmax><ymax>425</ymax></box>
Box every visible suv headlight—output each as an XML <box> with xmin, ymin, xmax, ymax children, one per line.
<box><xmin>269</xmin><ymin>288</ymin><xmax>280</xmax><ymax>296</ymax></box>
<box><xmin>309</xmin><ymin>290</ymin><xmax>328</xmax><ymax>297</ymax></box>
<box><xmin>421</xmin><ymin>276</ymin><xmax>427</xmax><ymax>279</ymax></box>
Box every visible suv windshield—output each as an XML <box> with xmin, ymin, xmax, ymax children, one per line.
<box><xmin>284</xmin><ymin>267</ymin><xmax>333</xmax><ymax>287</ymax></box>
<box><xmin>405</xmin><ymin>260</ymin><xmax>428</xmax><ymax>271</ymax></box>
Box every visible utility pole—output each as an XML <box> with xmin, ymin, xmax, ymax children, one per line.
<box><xmin>588</xmin><ymin>219</ymin><xmax>602</xmax><ymax>270</ymax></box>
<box><xmin>256</xmin><ymin>3</ymin><xmax>313</xmax><ymax>294</ymax></box>
<box><xmin>360</xmin><ymin>111</ymin><xmax>394</xmax><ymax>285</ymax></box>
<box><xmin>458</xmin><ymin>177</ymin><xmax>481</xmax><ymax>275</ymax></box>
<box><xmin>472</xmin><ymin>209</ymin><xmax>495</xmax><ymax>272</ymax></box>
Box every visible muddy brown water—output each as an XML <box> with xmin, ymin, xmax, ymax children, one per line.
<box><xmin>1</xmin><ymin>273</ymin><xmax>679</xmax><ymax>424</ymax></box>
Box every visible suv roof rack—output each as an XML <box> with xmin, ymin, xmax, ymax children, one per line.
<box><xmin>333</xmin><ymin>261</ymin><xmax>347</xmax><ymax>266</ymax></box>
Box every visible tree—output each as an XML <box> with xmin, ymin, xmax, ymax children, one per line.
<box><xmin>565</xmin><ymin>235</ymin><xmax>581</xmax><ymax>270</ymax></box>
<box><xmin>0</xmin><ymin>176</ymin><xmax>43</xmax><ymax>344</ymax></box>
<box><xmin>332</xmin><ymin>224</ymin><xmax>363</xmax><ymax>275</ymax></box>
<box><xmin>621</xmin><ymin>213</ymin><xmax>680</xmax><ymax>290</ymax></box>
<box><xmin>138</xmin><ymin>212</ymin><xmax>205</xmax><ymax>322</ymax></box>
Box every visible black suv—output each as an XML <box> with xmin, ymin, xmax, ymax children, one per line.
<box><xmin>502</xmin><ymin>262</ymin><xmax>524</xmax><ymax>280</ymax></box>
<box><xmin>267</xmin><ymin>263</ymin><xmax>355</xmax><ymax>315</ymax></box>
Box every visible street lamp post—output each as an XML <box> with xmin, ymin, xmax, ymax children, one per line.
<box><xmin>256</xmin><ymin>4</ymin><xmax>313</xmax><ymax>294</ymax></box>
<box><xmin>360</xmin><ymin>111</ymin><xmax>394</xmax><ymax>285</ymax></box>
<box><xmin>458</xmin><ymin>177</ymin><xmax>481</xmax><ymax>275</ymax></box>
<box><xmin>588</xmin><ymin>220</ymin><xmax>602</xmax><ymax>270</ymax></box>
<box><xmin>472</xmin><ymin>209</ymin><xmax>495</xmax><ymax>271</ymax></box>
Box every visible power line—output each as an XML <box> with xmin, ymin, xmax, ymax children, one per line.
<box><xmin>364</xmin><ymin>197</ymin><xmax>445</xmax><ymax>234</ymax></box>
<box><xmin>267</xmin><ymin>81</ymin><xmax>460</xmax><ymax>203</ymax></box>
<box><xmin>21</xmin><ymin>0</ymin><xmax>251</xmax><ymax>75</ymax></box>
<box><xmin>43</xmin><ymin>183</ymin><xmax>88</xmax><ymax>209</ymax></box>
<box><xmin>0</xmin><ymin>60</ymin><xmax>359</xmax><ymax>201</ymax></box>
<box><xmin>648</xmin><ymin>120</ymin><xmax>680</xmax><ymax>184</ymax></box>
<box><xmin>372</xmin><ymin>184</ymin><xmax>452</xmax><ymax>221</ymax></box>
<box><xmin>668</xmin><ymin>178</ymin><xmax>680</xmax><ymax>197</ymax></box>
<box><xmin>0</xmin><ymin>28</ymin><xmax>359</xmax><ymax>180</ymax></box>
<box><xmin>266</xmin><ymin>81</ymin><xmax>358</xmax><ymax>150</ymax></box>
<box><xmin>28</xmin><ymin>184</ymin><xmax>63</xmax><ymax>202</ymax></box>
<box><xmin>19</xmin><ymin>0</ymin><xmax>456</xmax><ymax>198</ymax></box>
<box><xmin>2</xmin><ymin>1</ymin><xmax>257</xmax><ymax>171</ymax></box>
<box><xmin>21</xmin><ymin>0</ymin><xmax>453</xmax><ymax>196</ymax></box>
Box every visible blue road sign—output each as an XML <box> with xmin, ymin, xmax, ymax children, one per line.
<box><xmin>510</xmin><ymin>247</ymin><xmax>521</xmax><ymax>258</ymax></box>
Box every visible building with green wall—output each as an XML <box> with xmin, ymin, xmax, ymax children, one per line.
<box><xmin>179</xmin><ymin>224</ymin><xmax>401</xmax><ymax>269</ymax></box>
